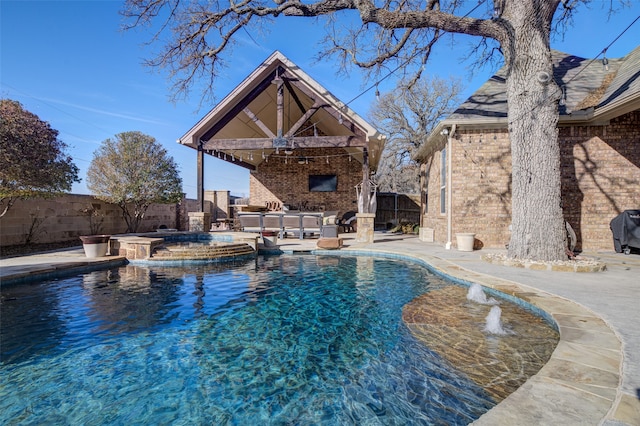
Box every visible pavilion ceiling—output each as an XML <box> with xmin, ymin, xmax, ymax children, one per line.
<box><xmin>178</xmin><ymin>51</ymin><xmax>385</xmax><ymax>171</ymax></box>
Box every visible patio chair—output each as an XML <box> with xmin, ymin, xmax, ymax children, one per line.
<box><xmin>338</xmin><ymin>211</ymin><xmax>357</xmax><ymax>233</ymax></box>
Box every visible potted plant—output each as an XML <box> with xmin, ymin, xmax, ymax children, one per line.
<box><xmin>79</xmin><ymin>204</ymin><xmax>110</xmax><ymax>257</ymax></box>
<box><xmin>261</xmin><ymin>230</ymin><xmax>278</xmax><ymax>247</ymax></box>
<box><xmin>79</xmin><ymin>234</ymin><xmax>111</xmax><ymax>257</ymax></box>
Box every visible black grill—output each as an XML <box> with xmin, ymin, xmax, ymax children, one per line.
<box><xmin>610</xmin><ymin>209</ymin><xmax>640</xmax><ymax>254</ymax></box>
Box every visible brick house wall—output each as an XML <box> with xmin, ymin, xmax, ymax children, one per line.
<box><xmin>421</xmin><ymin>144</ymin><xmax>447</xmax><ymax>243</ymax></box>
<box><xmin>560</xmin><ymin>110</ymin><xmax>640</xmax><ymax>251</ymax></box>
<box><xmin>422</xmin><ymin>128</ymin><xmax>512</xmax><ymax>249</ymax></box>
<box><xmin>421</xmin><ymin>110</ymin><xmax>639</xmax><ymax>251</ymax></box>
<box><xmin>249</xmin><ymin>148</ymin><xmax>362</xmax><ymax>214</ymax></box>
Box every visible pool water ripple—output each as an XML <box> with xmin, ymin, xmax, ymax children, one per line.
<box><xmin>0</xmin><ymin>255</ymin><xmax>553</xmax><ymax>424</ymax></box>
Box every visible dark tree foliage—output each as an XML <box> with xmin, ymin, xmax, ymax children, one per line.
<box><xmin>87</xmin><ymin>131</ymin><xmax>183</xmax><ymax>233</ymax></box>
<box><xmin>0</xmin><ymin>99</ymin><xmax>80</xmax><ymax>217</ymax></box>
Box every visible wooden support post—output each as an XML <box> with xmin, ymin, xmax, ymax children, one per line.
<box><xmin>361</xmin><ymin>147</ymin><xmax>370</xmax><ymax>213</ymax></box>
<box><xmin>197</xmin><ymin>141</ymin><xmax>204</xmax><ymax>212</ymax></box>
<box><xmin>276</xmin><ymin>73</ymin><xmax>284</xmax><ymax>139</ymax></box>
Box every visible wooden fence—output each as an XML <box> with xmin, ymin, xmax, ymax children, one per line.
<box><xmin>374</xmin><ymin>193</ymin><xmax>421</xmax><ymax>230</ymax></box>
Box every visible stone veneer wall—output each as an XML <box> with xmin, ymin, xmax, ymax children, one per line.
<box><xmin>0</xmin><ymin>194</ymin><xmax>211</xmax><ymax>247</ymax></box>
<box><xmin>204</xmin><ymin>190</ymin><xmax>231</xmax><ymax>220</ymax></box>
<box><xmin>421</xmin><ymin>110</ymin><xmax>640</xmax><ymax>251</ymax></box>
<box><xmin>249</xmin><ymin>148</ymin><xmax>361</xmax><ymax>215</ymax></box>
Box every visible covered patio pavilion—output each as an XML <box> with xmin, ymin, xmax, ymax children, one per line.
<box><xmin>178</xmin><ymin>51</ymin><xmax>386</xmax><ymax>237</ymax></box>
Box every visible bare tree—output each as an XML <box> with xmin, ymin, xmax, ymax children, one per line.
<box><xmin>122</xmin><ymin>0</ymin><xmax>628</xmax><ymax>261</ymax></box>
<box><xmin>370</xmin><ymin>76</ymin><xmax>463</xmax><ymax>193</ymax></box>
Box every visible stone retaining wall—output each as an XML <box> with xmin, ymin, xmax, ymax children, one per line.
<box><xmin>0</xmin><ymin>194</ymin><xmax>211</xmax><ymax>247</ymax></box>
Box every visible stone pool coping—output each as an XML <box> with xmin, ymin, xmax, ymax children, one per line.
<box><xmin>334</xmin><ymin>244</ymin><xmax>637</xmax><ymax>425</ymax></box>
<box><xmin>0</xmin><ymin>250</ymin><xmax>128</xmax><ymax>286</ymax></box>
<box><xmin>109</xmin><ymin>231</ymin><xmax>260</xmax><ymax>259</ymax></box>
<box><xmin>1</xmin><ymin>233</ymin><xmax>638</xmax><ymax>424</ymax></box>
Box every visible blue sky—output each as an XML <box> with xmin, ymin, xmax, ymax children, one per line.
<box><xmin>1</xmin><ymin>1</ymin><xmax>639</xmax><ymax>199</ymax></box>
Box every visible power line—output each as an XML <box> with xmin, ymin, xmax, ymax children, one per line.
<box><xmin>560</xmin><ymin>14</ymin><xmax>640</xmax><ymax>89</ymax></box>
<box><xmin>291</xmin><ymin>0</ymin><xmax>489</xmax><ymax>139</ymax></box>
<box><xmin>341</xmin><ymin>0</ymin><xmax>489</xmax><ymax>109</ymax></box>
<box><xmin>455</xmin><ymin>12</ymin><xmax>640</xmax><ymax>194</ymax></box>
<box><xmin>1</xmin><ymin>83</ymin><xmax>115</xmax><ymax>138</ymax></box>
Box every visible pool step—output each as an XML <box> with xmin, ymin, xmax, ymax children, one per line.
<box><xmin>149</xmin><ymin>242</ymin><xmax>255</xmax><ymax>261</ymax></box>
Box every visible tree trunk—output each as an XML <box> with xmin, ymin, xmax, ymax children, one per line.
<box><xmin>504</xmin><ymin>2</ymin><xmax>566</xmax><ymax>261</ymax></box>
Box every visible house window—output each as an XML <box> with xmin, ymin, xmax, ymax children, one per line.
<box><xmin>440</xmin><ymin>148</ymin><xmax>446</xmax><ymax>214</ymax></box>
<box><xmin>423</xmin><ymin>172</ymin><xmax>429</xmax><ymax>213</ymax></box>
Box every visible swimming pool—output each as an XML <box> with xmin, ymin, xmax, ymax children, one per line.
<box><xmin>0</xmin><ymin>254</ymin><xmax>555</xmax><ymax>424</ymax></box>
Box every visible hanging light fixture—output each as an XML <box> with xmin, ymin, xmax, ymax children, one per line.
<box><xmin>272</xmin><ymin>69</ymin><xmax>283</xmax><ymax>85</ymax></box>
<box><xmin>284</xmin><ymin>142</ymin><xmax>294</xmax><ymax>155</ymax></box>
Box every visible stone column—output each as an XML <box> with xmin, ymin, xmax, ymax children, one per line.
<box><xmin>355</xmin><ymin>213</ymin><xmax>375</xmax><ymax>243</ymax></box>
<box><xmin>188</xmin><ymin>212</ymin><xmax>211</xmax><ymax>232</ymax></box>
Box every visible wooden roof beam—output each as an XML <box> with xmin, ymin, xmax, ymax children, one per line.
<box><xmin>242</xmin><ymin>107</ymin><xmax>276</xmax><ymax>138</ymax></box>
<box><xmin>284</xmin><ymin>100</ymin><xmax>325</xmax><ymax>138</ymax></box>
<box><xmin>281</xmin><ymin>70</ymin><xmax>368</xmax><ymax>139</ymax></box>
<box><xmin>202</xmin><ymin>135</ymin><xmax>367</xmax><ymax>150</ymax></box>
<box><xmin>200</xmin><ymin>68</ymin><xmax>280</xmax><ymax>141</ymax></box>
<box><xmin>283</xmin><ymin>78</ymin><xmax>307</xmax><ymax>114</ymax></box>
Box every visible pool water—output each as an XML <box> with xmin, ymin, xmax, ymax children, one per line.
<box><xmin>3</xmin><ymin>255</ymin><xmax>512</xmax><ymax>424</ymax></box>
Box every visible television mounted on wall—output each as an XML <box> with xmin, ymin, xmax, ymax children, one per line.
<box><xmin>309</xmin><ymin>174</ymin><xmax>337</xmax><ymax>192</ymax></box>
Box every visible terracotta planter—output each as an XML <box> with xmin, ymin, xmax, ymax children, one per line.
<box><xmin>79</xmin><ymin>235</ymin><xmax>111</xmax><ymax>258</ymax></box>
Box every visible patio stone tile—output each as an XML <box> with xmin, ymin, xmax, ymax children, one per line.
<box><xmin>473</xmin><ymin>375</ymin><xmax>614</xmax><ymax>425</ymax></box>
<box><xmin>554</xmin><ymin>313</ymin><xmax>617</xmax><ymax>333</ymax></box>
<box><xmin>538</xmin><ymin>357</ymin><xmax>619</xmax><ymax>392</ymax></box>
<box><xmin>610</xmin><ymin>393</ymin><xmax>640</xmax><ymax>425</ymax></box>
<box><xmin>558</xmin><ymin>325</ymin><xmax>622</xmax><ymax>349</ymax></box>
<box><xmin>552</xmin><ymin>340</ymin><xmax>621</xmax><ymax>374</ymax></box>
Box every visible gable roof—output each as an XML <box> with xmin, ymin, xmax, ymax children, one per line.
<box><xmin>595</xmin><ymin>45</ymin><xmax>640</xmax><ymax>120</ymax></box>
<box><xmin>179</xmin><ymin>51</ymin><xmax>386</xmax><ymax>170</ymax></box>
<box><xmin>416</xmin><ymin>45</ymin><xmax>640</xmax><ymax>160</ymax></box>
